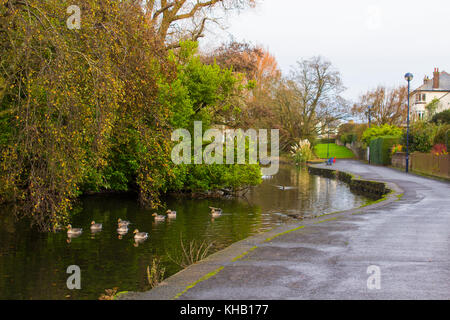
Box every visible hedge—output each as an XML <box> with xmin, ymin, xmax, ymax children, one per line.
<box><xmin>369</xmin><ymin>135</ymin><xmax>401</xmax><ymax>165</ymax></box>
<box><xmin>317</xmin><ymin>138</ymin><xmax>336</xmax><ymax>144</ymax></box>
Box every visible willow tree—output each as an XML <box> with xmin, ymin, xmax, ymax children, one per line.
<box><xmin>0</xmin><ymin>0</ymin><xmax>174</xmax><ymax>230</ymax></box>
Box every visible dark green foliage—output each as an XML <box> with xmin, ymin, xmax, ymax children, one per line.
<box><xmin>370</xmin><ymin>136</ymin><xmax>400</xmax><ymax>165</ymax></box>
<box><xmin>317</xmin><ymin>138</ymin><xmax>336</xmax><ymax>144</ymax></box>
<box><xmin>337</xmin><ymin>122</ymin><xmax>368</xmax><ymax>144</ymax></box>
<box><xmin>433</xmin><ymin>124</ymin><xmax>450</xmax><ymax>149</ymax></box>
<box><xmin>340</xmin><ymin>133</ymin><xmax>357</xmax><ymax>145</ymax></box>
<box><xmin>402</xmin><ymin>121</ymin><xmax>435</xmax><ymax>153</ymax></box>
<box><xmin>431</xmin><ymin>109</ymin><xmax>450</xmax><ymax>124</ymax></box>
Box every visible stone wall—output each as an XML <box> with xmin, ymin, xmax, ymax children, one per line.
<box><xmin>391</xmin><ymin>152</ymin><xmax>411</xmax><ymax>170</ymax></box>
<box><xmin>308</xmin><ymin>166</ymin><xmax>389</xmax><ymax>198</ymax></box>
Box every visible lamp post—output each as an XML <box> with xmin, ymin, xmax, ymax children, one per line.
<box><xmin>367</xmin><ymin>105</ymin><xmax>372</xmax><ymax>164</ymax></box>
<box><xmin>326</xmin><ymin>126</ymin><xmax>330</xmax><ymax>159</ymax></box>
<box><xmin>404</xmin><ymin>73</ymin><xmax>414</xmax><ymax>173</ymax></box>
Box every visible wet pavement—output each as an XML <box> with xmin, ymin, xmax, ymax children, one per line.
<box><xmin>123</xmin><ymin>160</ymin><xmax>450</xmax><ymax>300</ymax></box>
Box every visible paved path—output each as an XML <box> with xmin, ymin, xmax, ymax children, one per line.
<box><xmin>123</xmin><ymin>161</ymin><xmax>450</xmax><ymax>300</ymax></box>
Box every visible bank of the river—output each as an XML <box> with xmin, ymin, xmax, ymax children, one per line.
<box><xmin>122</xmin><ymin>160</ymin><xmax>450</xmax><ymax>300</ymax></box>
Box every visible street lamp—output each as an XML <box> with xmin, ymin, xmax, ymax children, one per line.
<box><xmin>404</xmin><ymin>72</ymin><xmax>414</xmax><ymax>173</ymax></box>
<box><xmin>326</xmin><ymin>126</ymin><xmax>330</xmax><ymax>159</ymax></box>
<box><xmin>368</xmin><ymin>105</ymin><xmax>372</xmax><ymax>128</ymax></box>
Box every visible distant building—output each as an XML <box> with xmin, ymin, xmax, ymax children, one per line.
<box><xmin>410</xmin><ymin>68</ymin><xmax>450</xmax><ymax>120</ymax></box>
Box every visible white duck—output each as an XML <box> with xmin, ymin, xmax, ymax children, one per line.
<box><xmin>90</xmin><ymin>221</ymin><xmax>103</xmax><ymax>232</ymax></box>
<box><xmin>153</xmin><ymin>213</ymin><xmax>166</xmax><ymax>222</ymax></box>
<box><xmin>166</xmin><ymin>210</ymin><xmax>177</xmax><ymax>219</ymax></box>
<box><xmin>67</xmin><ymin>225</ymin><xmax>83</xmax><ymax>236</ymax></box>
<box><xmin>118</xmin><ymin>218</ymin><xmax>131</xmax><ymax>227</ymax></box>
<box><xmin>133</xmin><ymin>229</ymin><xmax>148</xmax><ymax>241</ymax></box>
<box><xmin>209</xmin><ymin>207</ymin><xmax>223</xmax><ymax>218</ymax></box>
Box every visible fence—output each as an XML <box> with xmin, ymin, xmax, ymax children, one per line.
<box><xmin>392</xmin><ymin>152</ymin><xmax>450</xmax><ymax>179</ymax></box>
<box><xmin>412</xmin><ymin>152</ymin><xmax>450</xmax><ymax>179</ymax></box>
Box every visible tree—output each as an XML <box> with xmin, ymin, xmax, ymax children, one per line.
<box><xmin>0</xmin><ymin>1</ymin><xmax>258</xmax><ymax>231</ymax></box>
<box><xmin>352</xmin><ymin>86</ymin><xmax>408</xmax><ymax>126</ymax></box>
<box><xmin>143</xmin><ymin>0</ymin><xmax>256</xmax><ymax>46</ymax></box>
<box><xmin>274</xmin><ymin>56</ymin><xmax>347</xmax><ymax>149</ymax></box>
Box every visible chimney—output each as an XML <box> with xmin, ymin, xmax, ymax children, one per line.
<box><xmin>433</xmin><ymin>68</ymin><xmax>440</xmax><ymax>89</ymax></box>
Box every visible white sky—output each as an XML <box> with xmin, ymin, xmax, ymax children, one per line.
<box><xmin>200</xmin><ymin>0</ymin><xmax>450</xmax><ymax>101</ymax></box>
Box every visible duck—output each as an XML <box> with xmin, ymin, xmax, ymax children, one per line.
<box><xmin>90</xmin><ymin>221</ymin><xmax>102</xmax><ymax>232</ymax></box>
<box><xmin>166</xmin><ymin>210</ymin><xmax>177</xmax><ymax>219</ymax></box>
<box><xmin>117</xmin><ymin>225</ymin><xmax>129</xmax><ymax>234</ymax></box>
<box><xmin>152</xmin><ymin>213</ymin><xmax>166</xmax><ymax>222</ymax></box>
<box><xmin>67</xmin><ymin>225</ymin><xmax>83</xmax><ymax>236</ymax></box>
<box><xmin>117</xmin><ymin>218</ymin><xmax>131</xmax><ymax>227</ymax></box>
<box><xmin>133</xmin><ymin>229</ymin><xmax>148</xmax><ymax>241</ymax></box>
<box><xmin>209</xmin><ymin>207</ymin><xmax>223</xmax><ymax>218</ymax></box>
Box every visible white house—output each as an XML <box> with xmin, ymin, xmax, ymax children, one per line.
<box><xmin>410</xmin><ymin>68</ymin><xmax>450</xmax><ymax>120</ymax></box>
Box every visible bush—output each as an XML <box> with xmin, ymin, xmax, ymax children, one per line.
<box><xmin>431</xmin><ymin>109</ymin><xmax>450</xmax><ymax>124</ymax></box>
<box><xmin>431</xmin><ymin>144</ymin><xmax>448</xmax><ymax>156</ymax></box>
<box><xmin>337</xmin><ymin>122</ymin><xmax>368</xmax><ymax>144</ymax></box>
<box><xmin>433</xmin><ymin>124</ymin><xmax>450</xmax><ymax>148</ymax></box>
<box><xmin>362</xmin><ymin>125</ymin><xmax>403</xmax><ymax>146</ymax></box>
<box><xmin>369</xmin><ymin>136</ymin><xmax>401</xmax><ymax>165</ymax></box>
<box><xmin>290</xmin><ymin>140</ymin><xmax>314</xmax><ymax>164</ymax></box>
<box><xmin>391</xmin><ymin>144</ymin><xmax>403</xmax><ymax>155</ymax></box>
<box><xmin>402</xmin><ymin>121</ymin><xmax>436</xmax><ymax>153</ymax></box>
<box><xmin>340</xmin><ymin>133</ymin><xmax>357</xmax><ymax>145</ymax></box>
<box><xmin>317</xmin><ymin>138</ymin><xmax>336</xmax><ymax>144</ymax></box>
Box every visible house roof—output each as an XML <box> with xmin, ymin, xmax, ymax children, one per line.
<box><xmin>413</xmin><ymin>71</ymin><xmax>450</xmax><ymax>92</ymax></box>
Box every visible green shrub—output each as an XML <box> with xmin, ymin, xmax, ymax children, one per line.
<box><xmin>402</xmin><ymin>121</ymin><xmax>436</xmax><ymax>153</ymax></box>
<box><xmin>431</xmin><ymin>109</ymin><xmax>450</xmax><ymax>124</ymax></box>
<box><xmin>317</xmin><ymin>138</ymin><xmax>336</xmax><ymax>144</ymax></box>
<box><xmin>362</xmin><ymin>125</ymin><xmax>403</xmax><ymax>146</ymax></box>
<box><xmin>433</xmin><ymin>124</ymin><xmax>450</xmax><ymax>148</ymax></box>
<box><xmin>337</xmin><ymin>122</ymin><xmax>368</xmax><ymax>143</ymax></box>
<box><xmin>290</xmin><ymin>140</ymin><xmax>314</xmax><ymax>165</ymax></box>
<box><xmin>370</xmin><ymin>135</ymin><xmax>400</xmax><ymax>165</ymax></box>
<box><xmin>340</xmin><ymin>133</ymin><xmax>356</xmax><ymax>145</ymax></box>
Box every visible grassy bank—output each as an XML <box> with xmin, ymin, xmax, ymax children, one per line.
<box><xmin>314</xmin><ymin>143</ymin><xmax>355</xmax><ymax>159</ymax></box>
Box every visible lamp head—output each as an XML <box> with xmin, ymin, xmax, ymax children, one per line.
<box><xmin>404</xmin><ymin>73</ymin><xmax>414</xmax><ymax>82</ymax></box>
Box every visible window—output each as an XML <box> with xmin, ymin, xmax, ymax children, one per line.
<box><xmin>417</xmin><ymin>111</ymin><xmax>425</xmax><ymax>120</ymax></box>
<box><xmin>415</xmin><ymin>93</ymin><xmax>427</xmax><ymax>103</ymax></box>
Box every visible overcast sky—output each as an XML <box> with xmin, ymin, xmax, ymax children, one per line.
<box><xmin>200</xmin><ymin>0</ymin><xmax>450</xmax><ymax>101</ymax></box>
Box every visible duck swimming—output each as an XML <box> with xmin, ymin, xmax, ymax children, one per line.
<box><xmin>209</xmin><ymin>207</ymin><xmax>223</xmax><ymax>218</ymax></box>
<box><xmin>118</xmin><ymin>219</ymin><xmax>131</xmax><ymax>227</ymax></box>
<box><xmin>133</xmin><ymin>229</ymin><xmax>148</xmax><ymax>240</ymax></box>
<box><xmin>67</xmin><ymin>225</ymin><xmax>83</xmax><ymax>236</ymax></box>
<box><xmin>166</xmin><ymin>210</ymin><xmax>177</xmax><ymax>219</ymax></box>
<box><xmin>117</xmin><ymin>225</ymin><xmax>129</xmax><ymax>234</ymax></box>
<box><xmin>152</xmin><ymin>213</ymin><xmax>165</xmax><ymax>222</ymax></box>
<box><xmin>90</xmin><ymin>221</ymin><xmax>102</xmax><ymax>232</ymax></box>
